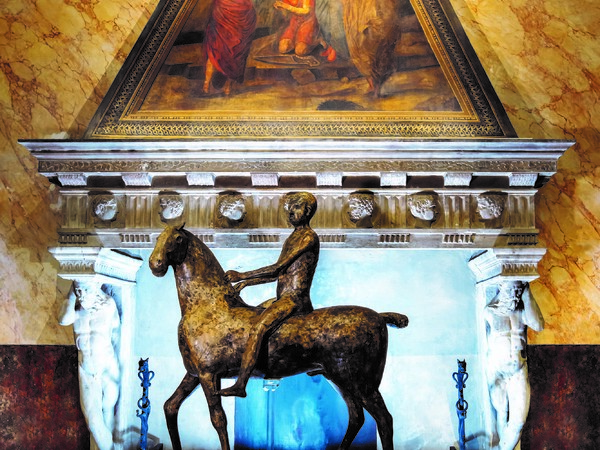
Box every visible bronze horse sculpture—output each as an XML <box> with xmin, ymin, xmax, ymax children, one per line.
<box><xmin>149</xmin><ymin>225</ymin><xmax>408</xmax><ymax>450</ymax></box>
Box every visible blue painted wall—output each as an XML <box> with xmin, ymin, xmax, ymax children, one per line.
<box><xmin>134</xmin><ymin>248</ymin><xmax>486</xmax><ymax>450</ymax></box>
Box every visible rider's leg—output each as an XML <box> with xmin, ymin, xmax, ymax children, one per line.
<box><xmin>219</xmin><ymin>297</ymin><xmax>297</xmax><ymax>397</ymax></box>
<box><xmin>257</xmin><ymin>297</ymin><xmax>277</xmax><ymax>309</ymax></box>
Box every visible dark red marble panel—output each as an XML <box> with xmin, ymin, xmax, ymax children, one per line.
<box><xmin>522</xmin><ymin>345</ymin><xmax>600</xmax><ymax>449</ymax></box>
<box><xmin>0</xmin><ymin>345</ymin><xmax>89</xmax><ymax>450</ymax></box>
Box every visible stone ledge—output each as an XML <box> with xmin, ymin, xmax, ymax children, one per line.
<box><xmin>54</xmin><ymin>228</ymin><xmax>542</xmax><ymax>250</ymax></box>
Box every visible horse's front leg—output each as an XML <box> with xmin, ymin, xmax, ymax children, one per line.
<box><xmin>164</xmin><ymin>372</ymin><xmax>200</xmax><ymax>450</ymax></box>
<box><xmin>199</xmin><ymin>373</ymin><xmax>231</xmax><ymax>450</ymax></box>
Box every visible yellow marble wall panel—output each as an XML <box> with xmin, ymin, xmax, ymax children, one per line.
<box><xmin>0</xmin><ymin>0</ymin><xmax>155</xmax><ymax>344</ymax></box>
<box><xmin>451</xmin><ymin>0</ymin><xmax>600</xmax><ymax>343</ymax></box>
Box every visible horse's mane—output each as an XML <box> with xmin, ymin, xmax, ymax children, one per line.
<box><xmin>179</xmin><ymin>227</ymin><xmax>252</xmax><ymax>309</ymax></box>
<box><xmin>179</xmin><ymin>228</ymin><xmax>222</xmax><ymax>271</ymax></box>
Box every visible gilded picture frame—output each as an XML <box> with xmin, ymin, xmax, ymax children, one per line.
<box><xmin>85</xmin><ymin>0</ymin><xmax>516</xmax><ymax>139</ymax></box>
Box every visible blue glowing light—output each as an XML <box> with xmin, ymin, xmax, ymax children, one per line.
<box><xmin>234</xmin><ymin>374</ymin><xmax>376</xmax><ymax>450</ymax></box>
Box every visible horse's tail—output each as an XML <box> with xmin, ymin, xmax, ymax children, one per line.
<box><xmin>381</xmin><ymin>312</ymin><xmax>409</xmax><ymax>329</ymax></box>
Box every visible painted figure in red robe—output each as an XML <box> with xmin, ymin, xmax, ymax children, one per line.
<box><xmin>274</xmin><ymin>0</ymin><xmax>336</xmax><ymax>60</ymax></box>
<box><xmin>204</xmin><ymin>0</ymin><xmax>257</xmax><ymax>94</ymax></box>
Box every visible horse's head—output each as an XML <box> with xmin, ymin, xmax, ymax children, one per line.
<box><xmin>149</xmin><ymin>224</ymin><xmax>190</xmax><ymax>277</ymax></box>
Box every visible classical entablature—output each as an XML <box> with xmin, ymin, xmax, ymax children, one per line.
<box><xmin>22</xmin><ymin>138</ymin><xmax>569</xmax><ymax>253</ymax></box>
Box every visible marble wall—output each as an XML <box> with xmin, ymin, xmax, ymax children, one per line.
<box><xmin>0</xmin><ymin>0</ymin><xmax>155</xmax><ymax>343</ymax></box>
<box><xmin>0</xmin><ymin>0</ymin><xmax>599</xmax><ymax>345</ymax></box>
<box><xmin>449</xmin><ymin>0</ymin><xmax>600</xmax><ymax>344</ymax></box>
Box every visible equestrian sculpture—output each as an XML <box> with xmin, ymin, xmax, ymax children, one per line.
<box><xmin>149</xmin><ymin>193</ymin><xmax>408</xmax><ymax>450</ymax></box>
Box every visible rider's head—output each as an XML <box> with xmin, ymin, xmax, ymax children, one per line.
<box><xmin>284</xmin><ymin>192</ymin><xmax>317</xmax><ymax>225</ymax></box>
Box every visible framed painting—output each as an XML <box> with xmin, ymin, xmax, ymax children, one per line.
<box><xmin>85</xmin><ymin>0</ymin><xmax>516</xmax><ymax>138</ymax></box>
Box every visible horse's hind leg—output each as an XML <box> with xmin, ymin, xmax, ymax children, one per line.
<box><xmin>361</xmin><ymin>389</ymin><xmax>394</xmax><ymax>450</ymax></box>
<box><xmin>337</xmin><ymin>387</ymin><xmax>365</xmax><ymax>450</ymax></box>
<box><xmin>164</xmin><ymin>372</ymin><xmax>200</xmax><ymax>450</ymax></box>
<box><xmin>199</xmin><ymin>374</ymin><xmax>231</xmax><ymax>450</ymax></box>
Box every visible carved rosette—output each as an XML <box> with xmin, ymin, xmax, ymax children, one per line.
<box><xmin>158</xmin><ymin>194</ymin><xmax>185</xmax><ymax>222</ymax></box>
<box><xmin>408</xmin><ymin>193</ymin><xmax>440</xmax><ymax>225</ymax></box>
<box><xmin>92</xmin><ymin>194</ymin><xmax>119</xmax><ymax>222</ymax></box>
<box><xmin>346</xmin><ymin>192</ymin><xmax>377</xmax><ymax>228</ymax></box>
<box><xmin>216</xmin><ymin>192</ymin><xmax>248</xmax><ymax>227</ymax></box>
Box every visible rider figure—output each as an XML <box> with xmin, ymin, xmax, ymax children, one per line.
<box><xmin>219</xmin><ymin>191</ymin><xmax>320</xmax><ymax>397</ymax></box>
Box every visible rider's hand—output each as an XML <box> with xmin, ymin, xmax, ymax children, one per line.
<box><xmin>225</xmin><ymin>270</ymin><xmax>242</xmax><ymax>283</ymax></box>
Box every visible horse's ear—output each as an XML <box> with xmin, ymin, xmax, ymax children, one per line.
<box><xmin>177</xmin><ymin>222</ymin><xmax>186</xmax><ymax>231</ymax></box>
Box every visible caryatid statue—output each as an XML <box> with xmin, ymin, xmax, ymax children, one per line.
<box><xmin>484</xmin><ymin>280</ymin><xmax>544</xmax><ymax>450</ymax></box>
<box><xmin>59</xmin><ymin>280</ymin><xmax>121</xmax><ymax>450</ymax></box>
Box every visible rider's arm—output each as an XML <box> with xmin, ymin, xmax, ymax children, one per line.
<box><xmin>231</xmin><ymin>276</ymin><xmax>278</xmax><ymax>293</ymax></box>
<box><xmin>239</xmin><ymin>232</ymin><xmax>316</xmax><ymax>281</ymax></box>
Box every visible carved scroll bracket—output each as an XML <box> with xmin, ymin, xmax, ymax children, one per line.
<box><xmin>468</xmin><ymin>248</ymin><xmax>546</xmax><ymax>285</ymax></box>
<box><xmin>49</xmin><ymin>247</ymin><xmax>143</xmax><ymax>285</ymax></box>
